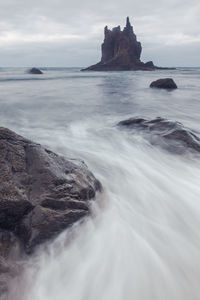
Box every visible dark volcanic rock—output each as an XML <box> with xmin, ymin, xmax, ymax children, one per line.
<box><xmin>0</xmin><ymin>230</ymin><xmax>20</xmax><ymax>299</ymax></box>
<box><xmin>19</xmin><ymin>205</ymin><xmax>89</xmax><ymax>252</ymax></box>
<box><xmin>27</xmin><ymin>67</ymin><xmax>43</xmax><ymax>74</ymax></box>
<box><xmin>0</xmin><ymin>126</ymin><xmax>101</xmax><ymax>296</ymax></box>
<box><xmin>0</xmin><ymin>127</ymin><xmax>101</xmax><ymax>251</ymax></box>
<box><xmin>144</xmin><ymin>61</ymin><xmax>154</xmax><ymax>68</ymax></box>
<box><xmin>118</xmin><ymin>117</ymin><xmax>200</xmax><ymax>154</ymax></box>
<box><xmin>82</xmin><ymin>17</ymin><xmax>173</xmax><ymax>71</ymax></box>
<box><xmin>150</xmin><ymin>78</ymin><xmax>177</xmax><ymax>89</ymax></box>
<box><xmin>0</xmin><ymin>200</ymin><xmax>33</xmax><ymax>231</ymax></box>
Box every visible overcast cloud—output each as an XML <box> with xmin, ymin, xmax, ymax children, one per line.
<box><xmin>0</xmin><ymin>0</ymin><xmax>199</xmax><ymax>67</ymax></box>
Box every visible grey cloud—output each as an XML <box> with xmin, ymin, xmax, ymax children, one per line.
<box><xmin>0</xmin><ymin>0</ymin><xmax>199</xmax><ymax>67</ymax></box>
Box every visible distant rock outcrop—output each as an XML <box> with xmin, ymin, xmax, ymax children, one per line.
<box><xmin>82</xmin><ymin>17</ymin><xmax>172</xmax><ymax>71</ymax></box>
<box><xmin>150</xmin><ymin>78</ymin><xmax>177</xmax><ymax>89</ymax></box>
<box><xmin>27</xmin><ymin>68</ymin><xmax>43</xmax><ymax>74</ymax></box>
<box><xmin>0</xmin><ymin>127</ymin><xmax>101</xmax><ymax>297</ymax></box>
<box><xmin>118</xmin><ymin>117</ymin><xmax>200</xmax><ymax>154</ymax></box>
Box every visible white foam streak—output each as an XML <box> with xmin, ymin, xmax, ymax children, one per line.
<box><xmin>9</xmin><ymin>120</ymin><xmax>200</xmax><ymax>300</ymax></box>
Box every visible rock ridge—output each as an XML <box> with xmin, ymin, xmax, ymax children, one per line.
<box><xmin>118</xmin><ymin>117</ymin><xmax>200</xmax><ymax>154</ymax></box>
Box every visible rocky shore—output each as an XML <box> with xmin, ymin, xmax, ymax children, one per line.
<box><xmin>0</xmin><ymin>127</ymin><xmax>101</xmax><ymax>298</ymax></box>
<box><xmin>118</xmin><ymin>117</ymin><xmax>200</xmax><ymax>154</ymax></box>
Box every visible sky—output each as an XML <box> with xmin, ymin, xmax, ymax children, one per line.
<box><xmin>0</xmin><ymin>0</ymin><xmax>199</xmax><ymax>67</ymax></box>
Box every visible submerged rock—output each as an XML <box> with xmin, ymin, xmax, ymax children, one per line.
<box><xmin>150</xmin><ymin>78</ymin><xmax>177</xmax><ymax>89</ymax></box>
<box><xmin>0</xmin><ymin>126</ymin><xmax>101</xmax><ymax>296</ymax></box>
<box><xmin>118</xmin><ymin>117</ymin><xmax>200</xmax><ymax>154</ymax></box>
<box><xmin>82</xmin><ymin>17</ymin><xmax>174</xmax><ymax>71</ymax></box>
<box><xmin>27</xmin><ymin>67</ymin><xmax>43</xmax><ymax>74</ymax></box>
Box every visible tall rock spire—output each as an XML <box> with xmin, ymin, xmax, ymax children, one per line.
<box><xmin>123</xmin><ymin>16</ymin><xmax>134</xmax><ymax>35</ymax></box>
<box><xmin>127</xmin><ymin>16</ymin><xmax>130</xmax><ymax>24</ymax></box>
<box><xmin>126</xmin><ymin>16</ymin><xmax>131</xmax><ymax>28</ymax></box>
<box><xmin>82</xmin><ymin>17</ymin><xmax>158</xmax><ymax>71</ymax></box>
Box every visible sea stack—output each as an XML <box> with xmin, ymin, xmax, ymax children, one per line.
<box><xmin>82</xmin><ymin>17</ymin><xmax>162</xmax><ymax>71</ymax></box>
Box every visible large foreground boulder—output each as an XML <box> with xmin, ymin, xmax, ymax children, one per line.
<box><xmin>27</xmin><ymin>68</ymin><xmax>43</xmax><ymax>74</ymax></box>
<box><xmin>0</xmin><ymin>127</ymin><xmax>101</xmax><ymax>297</ymax></box>
<box><xmin>0</xmin><ymin>127</ymin><xmax>101</xmax><ymax>251</ymax></box>
<box><xmin>118</xmin><ymin>117</ymin><xmax>200</xmax><ymax>154</ymax></box>
<box><xmin>150</xmin><ymin>78</ymin><xmax>177</xmax><ymax>89</ymax></box>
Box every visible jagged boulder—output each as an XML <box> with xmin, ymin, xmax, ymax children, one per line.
<box><xmin>118</xmin><ymin>117</ymin><xmax>200</xmax><ymax>154</ymax></box>
<box><xmin>150</xmin><ymin>78</ymin><xmax>177</xmax><ymax>89</ymax></box>
<box><xmin>0</xmin><ymin>127</ymin><xmax>101</xmax><ymax>252</ymax></box>
<box><xmin>0</xmin><ymin>126</ymin><xmax>101</xmax><ymax>297</ymax></box>
<box><xmin>27</xmin><ymin>68</ymin><xmax>43</xmax><ymax>74</ymax></box>
<box><xmin>82</xmin><ymin>17</ymin><xmax>173</xmax><ymax>71</ymax></box>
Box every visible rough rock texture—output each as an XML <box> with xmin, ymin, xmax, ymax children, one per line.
<box><xmin>150</xmin><ymin>78</ymin><xmax>177</xmax><ymax>89</ymax></box>
<box><xmin>118</xmin><ymin>117</ymin><xmax>200</xmax><ymax>154</ymax></box>
<box><xmin>0</xmin><ymin>127</ymin><xmax>101</xmax><ymax>297</ymax></box>
<box><xmin>82</xmin><ymin>17</ymin><xmax>173</xmax><ymax>71</ymax></box>
<box><xmin>27</xmin><ymin>68</ymin><xmax>43</xmax><ymax>74</ymax></box>
<box><xmin>0</xmin><ymin>126</ymin><xmax>101</xmax><ymax>251</ymax></box>
<box><xmin>0</xmin><ymin>230</ymin><xmax>20</xmax><ymax>298</ymax></box>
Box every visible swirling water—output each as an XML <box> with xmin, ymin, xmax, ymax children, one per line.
<box><xmin>1</xmin><ymin>67</ymin><xmax>200</xmax><ymax>300</ymax></box>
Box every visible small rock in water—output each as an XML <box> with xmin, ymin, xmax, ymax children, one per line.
<box><xmin>150</xmin><ymin>78</ymin><xmax>177</xmax><ymax>89</ymax></box>
<box><xmin>118</xmin><ymin>117</ymin><xmax>200</xmax><ymax>154</ymax></box>
<box><xmin>27</xmin><ymin>67</ymin><xmax>43</xmax><ymax>74</ymax></box>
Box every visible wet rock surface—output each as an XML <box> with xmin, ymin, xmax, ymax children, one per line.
<box><xmin>118</xmin><ymin>117</ymin><xmax>200</xmax><ymax>154</ymax></box>
<box><xmin>0</xmin><ymin>230</ymin><xmax>20</xmax><ymax>299</ymax></box>
<box><xmin>27</xmin><ymin>67</ymin><xmax>43</xmax><ymax>74</ymax></box>
<box><xmin>0</xmin><ymin>126</ymin><xmax>101</xmax><ymax>296</ymax></box>
<box><xmin>150</xmin><ymin>78</ymin><xmax>177</xmax><ymax>89</ymax></box>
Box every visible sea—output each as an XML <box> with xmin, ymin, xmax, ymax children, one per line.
<box><xmin>1</xmin><ymin>67</ymin><xmax>200</xmax><ymax>300</ymax></box>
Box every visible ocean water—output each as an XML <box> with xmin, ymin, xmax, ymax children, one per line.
<box><xmin>1</xmin><ymin>67</ymin><xmax>200</xmax><ymax>300</ymax></box>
